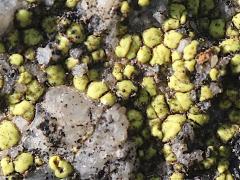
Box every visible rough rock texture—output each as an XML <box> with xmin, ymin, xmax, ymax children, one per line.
<box><xmin>0</xmin><ymin>0</ymin><xmax>20</xmax><ymax>35</ymax></box>
<box><xmin>21</xmin><ymin>86</ymin><xmax>136</xmax><ymax>179</ymax></box>
<box><xmin>128</xmin><ymin>0</ymin><xmax>168</xmax><ymax>33</ymax></box>
<box><xmin>74</xmin><ymin>104</ymin><xmax>132</xmax><ymax>179</ymax></box>
<box><xmin>77</xmin><ymin>0</ymin><xmax>121</xmax><ymax>33</ymax></box>
<box><xmin>171</xmin><ymin>123</ymin><xmax>204</xmax><ymax>168</ymax></box>
<box><xmin>0</xmin><ymin>55</ymin><xmax>18</xmax><ymax>94</ymax></box>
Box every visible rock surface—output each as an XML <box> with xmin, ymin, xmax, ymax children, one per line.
<box><xmin>21</xmin><ymin>86</ymin><xmax>136</xmax><ymax>179</ymax></box>
<box><xmin>0</xmin><ymin>0</ymin><xmax>20</xmax><ymax>35</ymax></box>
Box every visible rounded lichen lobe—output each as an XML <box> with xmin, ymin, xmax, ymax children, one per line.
<box><xmin>0</xmin><ymin>120</ymin><xmax>20</xmax><ymax>150</ymax></box>
<box><xmin>49</xmin><ymin>155</ymin><xmax>73</xmax><ymax>179</ymax></box>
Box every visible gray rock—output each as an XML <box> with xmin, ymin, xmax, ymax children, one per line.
<box><xmin>0</xmin><ymin>0</ymin><xmax>20</xmax><ymax>35</ymax></box>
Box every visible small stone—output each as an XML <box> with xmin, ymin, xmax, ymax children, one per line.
<box><xmin>36</xmin><ymin>45</ymin><xmax>52</xmax><ymax>65</ymax></box>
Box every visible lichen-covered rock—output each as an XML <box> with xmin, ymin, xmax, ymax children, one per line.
<box><xmin>22</xmin><ymin>86</ymin><xmax>136</xmax><ymax>179</ymax></box>
<box><xmin>77</xmin><ymin>0</ymin><xmax>121</xmax><ymax>33</ymax></box>
<box><xmin>74</xmin><ymin>104</ymin><xmax>130</xmax><ymax>178</ymax></box>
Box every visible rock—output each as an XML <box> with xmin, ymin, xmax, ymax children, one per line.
<box><xmin>21</xmin><ymin>86</ymin><xmax>136</xmax><ymax>178</ymax></box>
<box><xmin>77</xmin><ymin>0</ymin><xmax>121</xmax><ymax>33</ymax></box>
<box><xmin>0</xmin><ymin>0</ymin><xmax>20</xmax><ymax>35</ymax></box>
<box><xmin>36</xmin><ymin>45</ymin><xmax>52</xmax><ymax>65</ymax></box>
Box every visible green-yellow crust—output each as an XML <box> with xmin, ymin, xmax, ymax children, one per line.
<box><xmin>34</xmin><ymin>157</ymin><xmax>44</xmax><ymax>166</ymax></box>
<box><xmin>0</xmin><ymin>120</ymin><xmax>20</xmax><ymax>150</ymax></box>
<box><xmin>171</xmin><ymin>51</ymin><xmax>182</xmax><ymax>62</ymax></box>
<box><xmin>9</xmin><ymin>54</ymin><xmax>24</xmax><ymax>66</ymax></box>
<box><xmin>226</xmin><ymin>24</ymin><xmax>239</xmax><ymax>38</ymax></box>
<box><xmin>170</xmin><ymin>172</ymin><xmax>184</xmax><ymax>180</ymax></box>
<box><xmin>161</xmin><ymin>114</ymin><xmax>186</xmax><ymax>142</ymax></box>
<box><xmin>209</xmin><ymin>68</ymin><xmax>219</xmax><ymax>81</ymax></box>
<box><xmin>87</xmin><ymin>81</ymin><xmax>109</xmax><ymax>100</ymax></box>
<box><xmin>42</xmin><ymin>17</ymin><xmax>57</xmax><ymax>34</ymax></box>
<box><xmin>65</xmin><ymin>57</ymin><xmax>79</xmax><ymax>70</ymax></box>
<box><xmin>137</xmin><ymin>46</ymin><xmax>152</xmax><ymax>64</ymax></box>
<box><xmin>134</xmin><ymin>89</ymin><xmax>149</xmax><ymax>108</ymax></box>
<box><xmin>65</xmin><ymin>0</ymin><xmax>79</xmax><ymax>8</ymax></box>
<box><xmin>231</xmin><ymin>54</ymin><xmax>240</xmax><ymax>74</ymax></box>
<box><xmin>73</xmin><ymin>75</ymin><xmax>89</xmax><ymax>92</ymax></box>
<box><xmin>16</xmin><ymin>9</ymin><xmax>32</xmax><ymax>27</ymax></box>
<box><xmin>100</xmin><ymin>92</ymin><xmax>116</xmax><ymax>106</ymax></box>
<box><xmin>200</xmin><ymin>86</ymin><xmax>213</xmax><ymax>101</ymax></box>
<box><xmin>188</xmin><ymin>106</ymin><xmax>209</xmax><ymax>125</ymax></box>
<box><xmin>220</xmin><ymin>38</ymin><xmax>240</xmax><ymax>54</ymax></box>
<box><xmin>170</xmin><ymin>3</ymin><xmax>187</xmax><ymax>24</ymax></box>
<box><xmin>115</xmin><ymin>35</ymin><xmax>141</xmax><ymax>60</ymax></box>
<box><xmin>150</xmin><ymin>95</ymin><xmax>169</xmax><ymax>120</ymax></box>
<box><xmin>217</xmin><ymin>160</ymin><xmax>229</xmax><ymax>174</ymax></box>
<box><xmin>8</xmin><ymin>92</ymin><xmax>23</xmax><ymax>105</ymax></box>
<box><xmin>183</xmin><ymin>40</ymin><xmax>199</xmax><ymax>61</ymax></box>
<box><xmin>138</xmin><ymin>0</ymin><xmax>151</xmax><ymax>7</ymax></box>
<box><xmin>142</xmin><ymin>28</ymin><xmax>163</xmax><ymax>48</ymax></box>
<box><xmin>232</xmin><ymin>13</ymin><xmax>240</xmax><ymax>30</ymax></box>
<box><xmin>112</xmin><ymin>63</ymin><xmax>123</xmax><ymax>81</ymax></box>
<box><xmin>219</xmin><ymin>146</ymin><xmax>231</xmax><ymax>158</ymax></box>
<box><xmin>116</xmin><ymin>80</ymin><xmax>138</xmax><ymax>99</ymax></box>
<box><xmin>67</xmin><ymin>23</ymin><xmax>85</xmax><ymax>44</ymax></box>
<box><xmin>175</xmin><ymin>92</ymin><xmax>193</xmax><ymax>111</ymax></box>
<box><xmin>26</xmin><ymin>80</ymin><xmax>45</xmax><ymax>102</ymax></box>
<box><xmin>168</xmin><ymin>75</ymin><xmax>194</xmax><ymax>92</ymax></box>
<box><xmin>150</xmin><ymin>44</ymin><xmax>171</xmax><ymax>65</ymax></box>
<box><xmin>127</xmin><ymin>109</ymin><xmax>144</xmax><ymax>129</ymax></box>
<box><xmin>56</xmin><ymin>34</ymin><xmax>70</xmax><ymax>53</ymax></box>
<box><xmin>184</xmin><ymin>59</ymin><xmax>196</xmax><ymax>72</ymax></box>
<box><xmin>146</xmin><ymin>105</ymin><xmax>158</xmax><ymax>119</ymax></box>
<box><xmin>162</xmin><ymin>18</ymin><xmax>180</xmax><ymax>32</ymax></box>
<box><xmin>11</xmin><ymin>100</ymin><xmax>35</xmax><ymax>121</ymax></box>
<box><xmin>121</xmin><ymin>1</ymin><xmax>130</xmax><ymax>14</ymax></box>
<box><xmin>14</xmin><ymin>153</ymin><xmax>33</xmax><ymax>174</ymax></box>
<box><xmin>142</xmin><ymin>77</ymin><xmax>157</xmax><ymax>96</ymax></box>
<box><xmin>187</xmin><ymin>0</ymin><xmax>200</xmax><ymax>16</ymax></box>
<box><xmin>209</xmin><ymin>19</ymin><xmax>226</xmax><ymax>39</ymax></box>
<box><xmin>163</xmin><ymin>144</ymin><xmax>176</xmax><ymax>162</ymax></box>
<box><xmin>49</xmin><ymin>155</ymin><xmax>73</xmax><ymax>179</ymax></box>
<box><xmin>81</xmin><ymin>55</ymin><xmax>91</xmax><ymax>64</ymax></box>
<box><xmin>0</xmin><ymin>156</ymin><xmax>14</xmax><ymax>176</ymax></box>
<box><xmin>46</xmin><ymin>65</ymin><xmax>65</xmax><ymax>86</ymax></box>
<box><xmin>115</xmin><ymin>35</ymin><xmax>132</xmax><ymax>58</ymax></box>
<box><xmin>24</xmin><ymin>28</ymin><xmax>43</xmax><ymax>46</ymax></box>
<box><xmin>164</xmin><ymin>30</ymin><xmax>183</xmax><ymax>49</ymax></box>
<box><xmin>202</xmin><ymin>156</ymin><xmax>217</xmax><ymax>169</ymax></box>
<box><xmin>123</xmin><ymin>65</ymin><xmax>136</xmax><ymax>79</ymax></box>
<box><xmin>91</xmin><ymin>49</ymin><xmax>105</xmax><ymax>62</ymax></box>
<box><xmin>229</xmin><ymin>109</ymin><xmax>240</xmax><ymax>124</ymax></box>
<box><xmin>149</xmin><ymin>119</ymin><xmax>162</xmax><ymax>140</ymax></box>
<box><xmin>84</xmin><ymin>35</ymin><xmax>101</xmax><ymax>52</ymax></box>
<box><xmin>217</xmin><ymin>124</ymin><xmax>239</xmax><ymax>143</ymax></box>
<box><xmin>126</xmin><ymin>35</ymin><xmax>142</xmax><ymax>59</ymax></box>
<box><xmin>216</xmin><ymin>172</ymin><xmax>234</xmax><ymax>180</ymax></box>
<box><xmin>168</xmin><ymin>60</ymin><xmax>194</xmax><ymax>92</ymax></box>
<box><xmin>18</xmin><ymin>71</ymin><xmax>32</xmax><ymax>84</ymax></box>
<box><xmin>24</xmin><ymin>48</ymin><xmax>35</xmax><ymax>61</ymax></box>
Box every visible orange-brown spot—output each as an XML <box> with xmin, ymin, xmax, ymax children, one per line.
<box><xmin>197</xmin><ymin>49</ymin><xmax>214</xmax><ymax>64</ymax></box>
